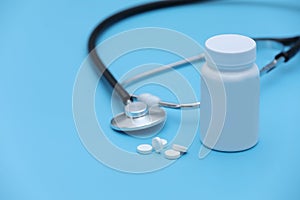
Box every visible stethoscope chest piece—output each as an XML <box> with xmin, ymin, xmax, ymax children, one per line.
<box><xmin>111</xmin><ymin>101</ymin><xmax>166</xmax><ymax>132</ymax></box>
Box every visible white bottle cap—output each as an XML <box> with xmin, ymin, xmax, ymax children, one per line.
<box><xmin>205</xmin><ymin>34</ymin><xmax>256</xmax><ymax>67</ymax></box>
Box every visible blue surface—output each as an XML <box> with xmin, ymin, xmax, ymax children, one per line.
<box><xmin>1</xmin><ymin>0</ymin><xmax>300</xmax><ymax>199</ymax></box>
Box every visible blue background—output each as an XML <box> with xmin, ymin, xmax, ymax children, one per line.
<box><xmin>1</xmin><ymin>0</ymin><xmax>300</xmax><ymax>199</ymax></box>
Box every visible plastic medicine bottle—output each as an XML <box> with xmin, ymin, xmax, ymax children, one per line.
<box><xmin>200</xmin><ymin>34</ymin><xmax>259</xmax><ymax>152</ymax></box>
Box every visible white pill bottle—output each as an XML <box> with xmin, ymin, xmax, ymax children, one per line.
<box><xmin>200</xmin><ymin>34</ymin><xmax>259</xmax><ymax>152</ymax></box>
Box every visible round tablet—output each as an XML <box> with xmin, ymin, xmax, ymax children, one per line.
<box><xmin>164</xmin><ymin>149</ymin><xmax>180</xmax><ymax>160</ymax></box>
<box><xmin>161</xmin><ymin>139</ymin><xmax>168</xmax><ymax>147</ymax></box>
<box><xmin>172</xmin><ymin>144</ymin><xmax>188</xmax><ymax>153</ymax></box>
<box><xmin>137</xmin><ymin>144</ymin><xmax>153</xmax><ymax>155</ymax></box>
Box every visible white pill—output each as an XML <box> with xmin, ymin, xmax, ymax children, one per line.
<box><xmin>172</xmin><ymin>144</ymin><xmax>188</xmax><ymax>153</ymax></box>
<box><xmin>137</xmin><ymin>144</ymin><xmax>153</xmax><ymax>155</ymax></box>
<box><xmin>164</xmin><ymin>149</ymin><xmax>181</xmax><ymax>160</ymax></box>
<box><xmin>161</xmin><ymin>139</ymin><xmax>168</xmax><ymax>147</ymax></box>
<box><xmin>152</xmin><ymin>137</ymin><xmax>168</xmax><ymax>153</ymax></box>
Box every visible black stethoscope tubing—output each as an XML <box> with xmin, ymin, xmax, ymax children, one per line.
<box><xmin>88</xmin><ymin>0</ymin><xmax>212</xmax><ymax>105</ymax></box>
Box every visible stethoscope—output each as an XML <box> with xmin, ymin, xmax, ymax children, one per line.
<box><xmin>88</xmin><ymin>0</ymin><xmax>300</xmax><ymax>132</ymax></box>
